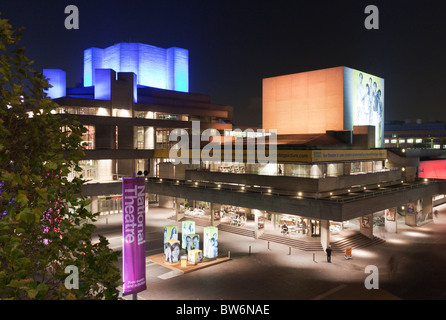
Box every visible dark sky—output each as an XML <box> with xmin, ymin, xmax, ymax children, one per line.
<box><xmin>1</xmin><ymin>0</ymin><xmax>445</xmax><ymax>126</ymax></box>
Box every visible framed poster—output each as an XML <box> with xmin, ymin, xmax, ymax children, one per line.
<box><xmin>386</xmin><ymin>208</ymin><xmax>396</xmax><ymax>221</ymax></box>
<box><xmin>361</xmin><ymin>216</ymin><xmax>370</xmax><ymax>229</ymax></box>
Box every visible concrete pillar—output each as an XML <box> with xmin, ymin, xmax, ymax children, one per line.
<box><xmin>423</xmin><ymin>196</ymin><xmax>433</xmax><ymax>221</ymax></box>
<box><xmin>91</xmin><ymin>196</ymin><xmax>98</xmax><ymax>214</ymax></box>
<box><xmin>210</xmin><ymin>203</ymin><xmax>221</xmax><ymax>226</ymax></box>
<box><xmin>210</xmin><ymin>202</ymin><xmax>215</xmax><ymax>226</ymax></box>
<box><xmin>144</xmin><ymin>126</ymin><xmax>155</xmax><ymax>149</ymax></box>
<box><xmin>320</xmin><ymin>219</ymin><xmax>330</xmax><ymax>251</ymax></box>
<box><xmin>384</xmin><ymin>208</ymin><xmax>398</xmax><ymax>233</ymax></box>
<box><xmin>95</xmin><ymin>125</ymin><xmax>116</xmax><ymax>149</ymax></box>
<box><xmin>175</xmin><ymin>198</ymin><xmax>185</xmax><ymax>221</ymax></box>
<box><xmin>117</xmin><ymin>159</ymin><xmax>134</xmax><ymax>177</ymax></box>
<box><xmin>97</xmin><ymin>159</ymin><xmax>113</xmax><ymax>181</ymax></box>
<box><xmin>360</xmin><ymin>214</ymin><xmax>374</xmax><ymax>239</ymax></box>
<box><xmin>405</xmin><ymin>202</ymin><xmax>417</xmax><ymax>226</ymax></box>
<box><xmin>118</xmin><ymin>125</ymin><xmax>134</xmax><ymax>150</ymax></box>
<box><xmin>159</xmin><ymin>195</ymin><xmax>174</xmax><ymax>209</ymax></box>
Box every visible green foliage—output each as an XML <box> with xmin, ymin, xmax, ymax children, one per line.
<box><xmin>0</xmin><ymin>14</ymin><xmax>121</xmax><ymax>299</ymax></box>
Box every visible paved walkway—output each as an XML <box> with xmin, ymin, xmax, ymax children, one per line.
<box><xmin>94</xmin><ymin>203</ymin><xmax>446</xmax><ymax>300</ymax></box>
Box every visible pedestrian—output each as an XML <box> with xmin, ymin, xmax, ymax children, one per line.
<box><xmin>387</xmin><ymin>255</ymin><xmax>398</xmax><ymax>279</ymax></box>
<box><xmin>326</xmin><ymin>246</ymin><xmax>332</xmax><ymax>263</ymax></box>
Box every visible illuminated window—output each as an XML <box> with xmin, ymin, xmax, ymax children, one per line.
<box><xmin>384</xmin><ymin>139</ymin><xmax>389</xmax><ymax>144</ymax></box>
<box><xmin>434</xmin><ymin>144</ymin><xmax>440</xmax><ymax>149</ymax></box>
<box><xmin>391</xmin><ymin>139</ymin><xmax>397</xmax><ymax>144</ymax></box>
<box><xmin>416</xmin><ymin>139</ymin><xmax>423</xmax><ymax>143</ymax></box>
<box><xmin>407</xmin><ymin>139</ymin><xmax>414</xmax><ymax>143</ymax></box>
<box><xmin>81</xmin><ymin>125</ymin><xmax>95</xmax><ymax>150</ymax></box>
<box><xmin>399</xmin><ymin>139</ymin><xmax>405</xmax><ymax>143</ymax></box>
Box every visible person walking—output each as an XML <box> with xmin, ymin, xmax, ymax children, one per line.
<box><xmin>326</xmin><ymin>246</ymin><xmax>332</xmax><ymax>263</ymax></box>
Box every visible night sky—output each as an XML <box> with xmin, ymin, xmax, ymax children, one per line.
<box><xmin>1</xmin><ymin>0</ymin><xmax>445</xmax><ymax>127</ymax></box>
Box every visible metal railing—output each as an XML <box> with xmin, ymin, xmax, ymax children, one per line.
<box><xmin>146</xmin><ymin>176</ymin><xmax>437</xmax><ymax>204</ymax></box>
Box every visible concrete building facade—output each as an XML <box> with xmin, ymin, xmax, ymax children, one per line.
<box><xmin>43</xmin><ymin>49</ymin><xmax>445</xmax><ymax>251</ymax></box>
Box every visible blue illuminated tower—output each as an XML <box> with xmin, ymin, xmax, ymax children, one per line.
<box><xmin>43</xmin><ymin>69</ymin><xmax>66</xmax><ymax>99</ymax></box>
<box><xmin>83</xmin><ymin>43</ymin><xmax>189</xmax><ymax>93</ymax></box>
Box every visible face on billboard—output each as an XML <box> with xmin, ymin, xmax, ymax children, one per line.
<box><xmin>344</xmin><ymin>68</ymin><xmax>385</xmax><ymax>147</ymax></box>
<box><xmin>164</xmin><ymin>225</ymin><xmax>178</xmax><ymax>243</ymax></box>
<box><xmin>181</xmin><ymin>221</ymin><xmax>195</xmax><ymax>249</ymax></box>
<box><xmin>164</xmin><ymin>240</ymin><xmax>180</xmax><ymax>263</ymax></box>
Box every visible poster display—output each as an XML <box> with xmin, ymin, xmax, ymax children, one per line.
<box><xmin>122</xmin><ymin>176</ymin><xmax>146</xmax><ymax>295</ymax></box>
<box><xmin>385</xmin><ymin>207</ymin><xmax>397</xmax><ymax>233</ymax></box>
<box><xmin>361</xmin><ymin>216</ymin><xmax>370</xmax><ymax>229</ymax></box>
<box><xmin>186</xmin><ymin>234</ymin><xmax>200</xmax><ymax>252</ymax></box>
<box><xmin>188</xmin><ymin>249</ymin><xmax>203</xmax><ymax>264</ymax></box>
<box><xmin>344</xmin><ymin>67</ymin><xmax>385</xmax><ymax>148</ymax></box>
<box><xmin>164</xmin><ymin>225</ymin><xmax>178</xmax><ymax>243</ymax></box>
<box><xmin>181</xmin><ymin>220</ymin><xmax>195</xmax><ymax>249</ymax></box>
<box><xmin>203</xmin><ymin>226</ymin><xmax>218</xmax><ymax>259</ymax></box>
<box><xmin>184</xmin><ymin>234</ymin><xmax>200</xmax><ymax>252</ymax></box>
<box><xmin>165</xmin><ymin>240</ymin><xmax>181</xmax><ymax>263</ymax></box>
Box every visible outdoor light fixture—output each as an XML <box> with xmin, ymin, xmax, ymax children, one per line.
<box><xmin>402</xmin><ymin>167</ymin><xmax>405</xmax><ymax>171</ymax></box>
<box><xmin>176</xmin><ymin>180</ymin><xmax>179</xmax><ymax>183</ymax></box>
<box><xmin>159</xmin><ymin>179</ymin><xmax>163</xmax><ymax>182</ymax></box>
<box><xmin>268</xmin><ymin>189</ymin><xmax>272</xmax><ymax>193</ymax></box>
<box><xmin>378</xmin><ymin>184</ymin><xmax>381</xmax><ymax>187</ymax></box>
<box><xmin>348</xmin><ymin>189</ymin><xmax>351</xmax><ymax>193</ymax></box>
<box><xmin>330</xmin><ymin>192</ymin><xmax>333</xmax><ymax>195</ymax></box>
<box><xmin>298</xmin><ymin>192</ymin><xmax>302</xmax><ymax>196</ymax></box>
<box><xmin>217</xmin><ymin>184</ymin><xmax>221</xmax><ymax>188</ymax></box>
<box><xmin>363</xmin><ymin>187</ymin><xmax>367</xmax><ymax>190</ymax></box>
<box><xmin>194</xmin><ymin>182</ymin><xmax>198</xmax><ymax>186</ymax></box>
<box><xmin>402</xmin><ymin>149</ymin><xmax>406</xmax><ymax>153</ymax></box>
<box><xmin>424</xmin><ymin>178</ymin><xmax>428</xmax><ymax>182</ymax></box>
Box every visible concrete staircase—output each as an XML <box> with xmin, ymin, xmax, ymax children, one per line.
<box><xmin>330</xmin><ymin>232</ymin><xmax>386</xmax><ymax>253</ymax></box>
<box><xmin>259</xmin><ymin>233</ymin><xmax>324</xmax><ymax>251</ymax></box>
<box><xmin>218</xmin><ymin>224</ymin><xmax>256</xmax><ymax>238</ymax></box>
<box><xmin>168</xmin><ymin>215</ymin><xmax>211</xmax><ymax>227</ymax></box>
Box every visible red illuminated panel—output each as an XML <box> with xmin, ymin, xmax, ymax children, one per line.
<box><xmin>418</xmin><ymin>160</ymin><xmax>446</xmax><ymax>179</ymax></box>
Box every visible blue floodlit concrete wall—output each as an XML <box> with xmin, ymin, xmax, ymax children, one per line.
<box><xmin>43</xmin><ymin>69</ymin><xmax>66</xmax><ymax>99</ymax></box>
<box><xmin>84</xmin><ymin>43</ymin><xmax>189</xmax><ymax>92</ymax></box>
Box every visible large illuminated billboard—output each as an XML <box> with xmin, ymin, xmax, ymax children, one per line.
<box><xmin>262</xmin><ymin>66</ymin><xmax>385</xmax><ymax>147</ymax></box>
<box><xmin>344</xmin><ymin>67</ymin><xmax>385</xmax><ymax>148</ymax></box>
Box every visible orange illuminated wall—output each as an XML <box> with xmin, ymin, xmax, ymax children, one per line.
<box><xmin>263</xmin><ymin>67</ymin><xmax>344</xmax><ymax>135</ymax></box>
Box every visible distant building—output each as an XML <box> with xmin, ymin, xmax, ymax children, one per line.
<box><xmin>384</xmin><ymin>119</ymin><xmax>446</xmax><ymax>151</ymax></box>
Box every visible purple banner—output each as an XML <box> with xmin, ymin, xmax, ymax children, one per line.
<box><xmin>122</xmin><ymin>177</ymin><xmax>146</xmax><ymax>295</ymax></box>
